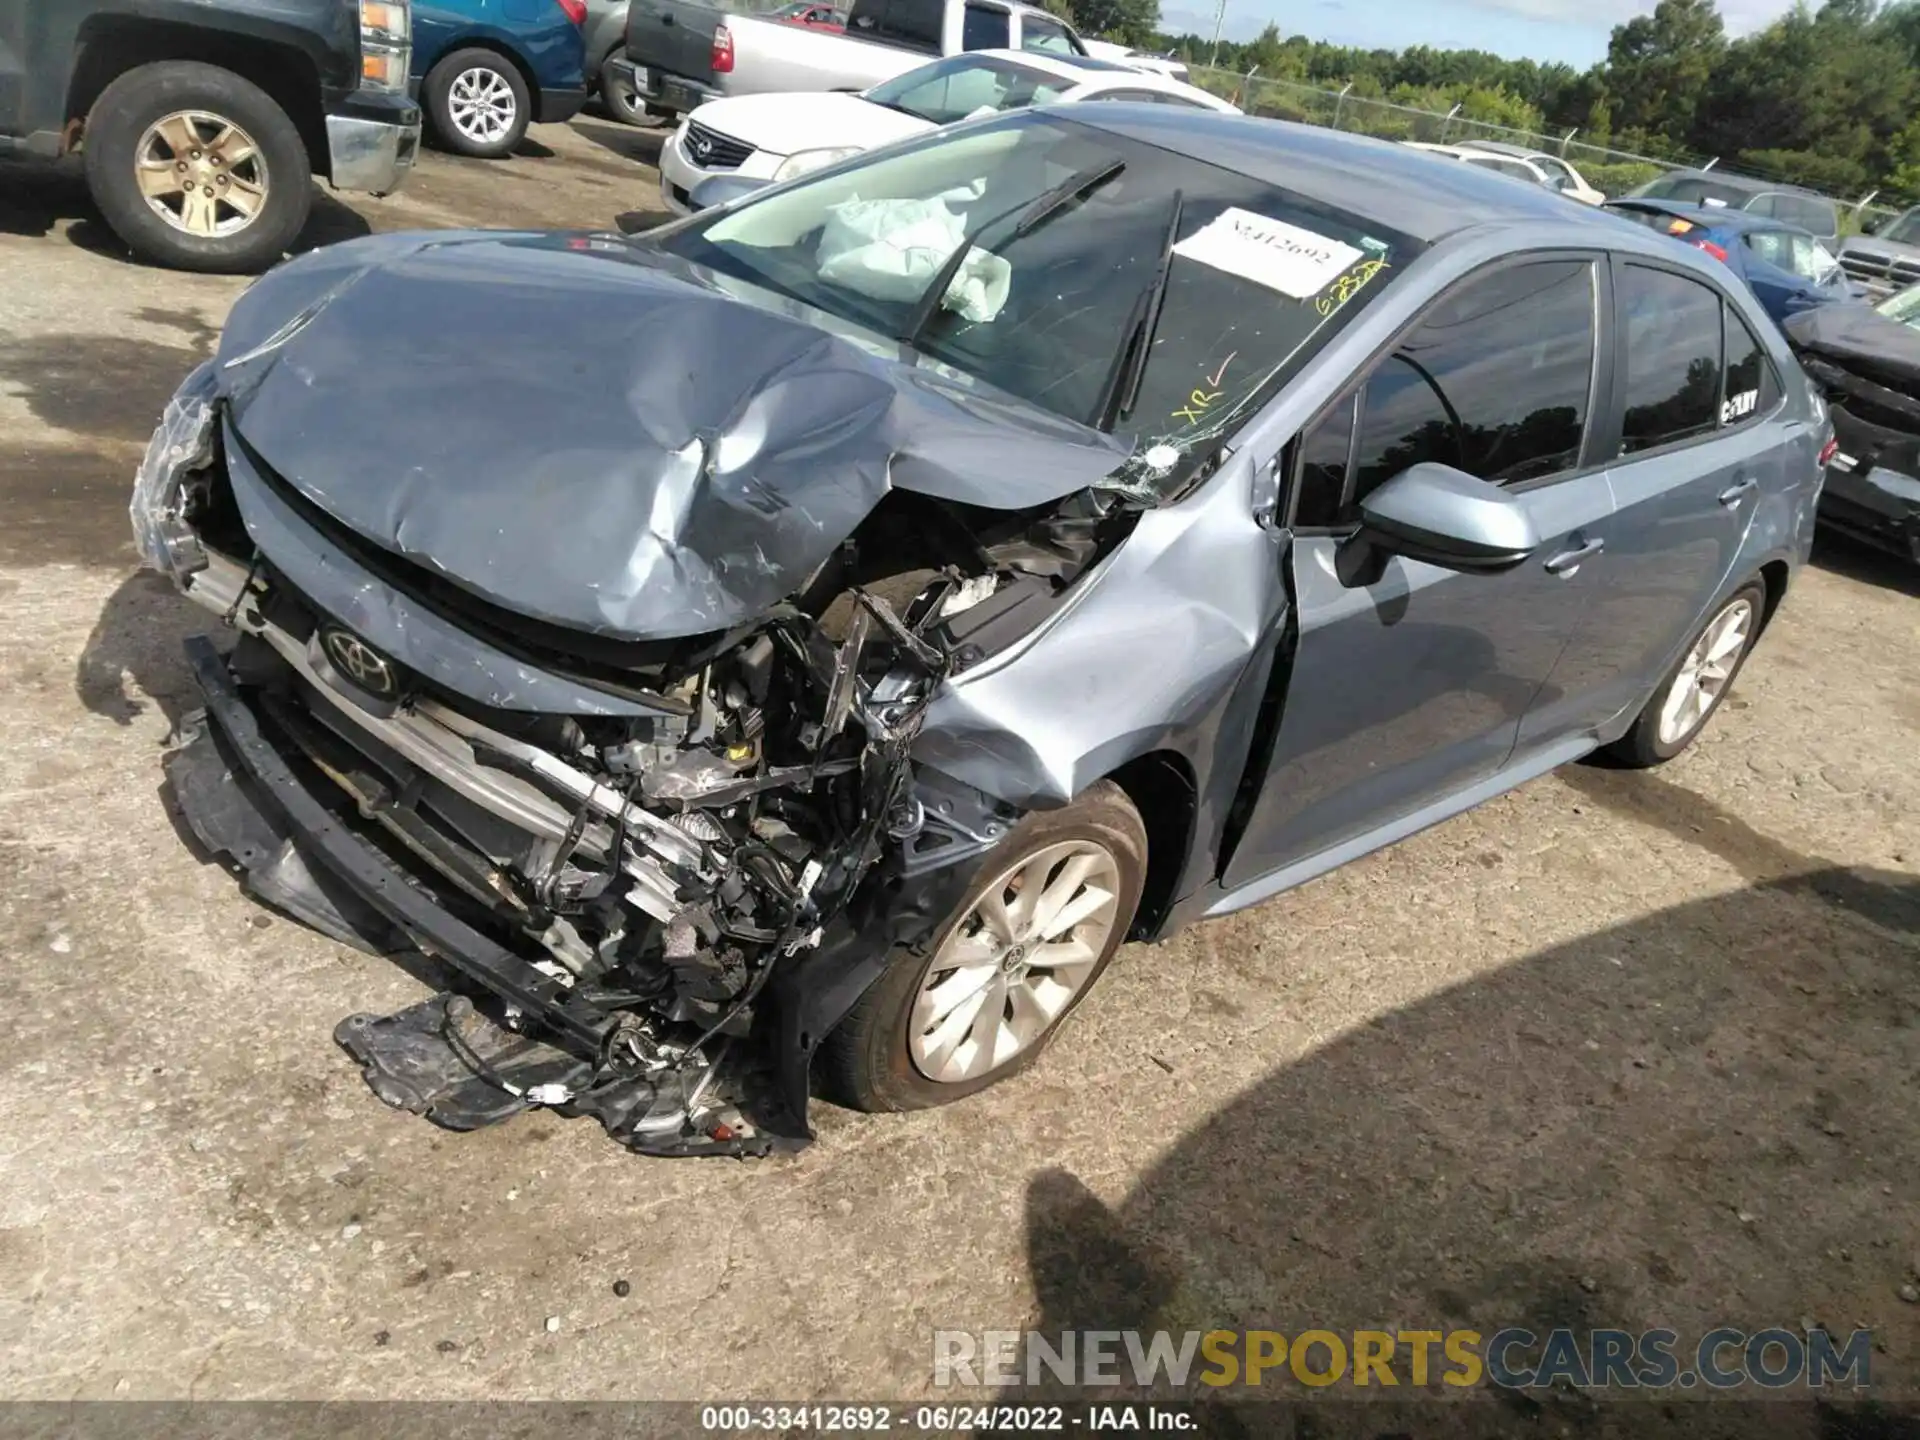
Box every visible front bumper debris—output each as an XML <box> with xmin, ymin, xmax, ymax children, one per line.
<box><xmin>1820</xmin><ymin>460</ymin><xmax>1920</xmax><ymax>562</ymax></box>
<box><xmin>171</xmin><ymin>635</ymin><xmax>809</xmax><ymax>1157</ymax></box>
<box><xmin>1818</xmin><ymin>404</ymin><xmax>1920</xmax><ymax>563</ymax></box>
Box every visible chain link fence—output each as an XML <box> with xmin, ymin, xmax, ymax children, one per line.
<box><xmin>1183</xmin><ymin>67</ymin><xmax>1904</xmax><ymax>232</ymax></box>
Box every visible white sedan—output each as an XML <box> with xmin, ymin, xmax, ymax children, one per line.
<box><xmin>657</xmin><ymin>49</ymin><xmax>1237</xmax><ymax>214</ymax></box>
<box><xmin>1402</xmin><ymin>141</ymin><xmax>1603</xmax><ymax>205</ymax></box>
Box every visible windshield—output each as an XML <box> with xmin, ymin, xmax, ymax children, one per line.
<box><xmin>1877</xmin><ymin>283</ymin><xmax>1920</xmax><ymax>327</ymax></box>
<box><xmin>1880</xmin><ymin>210</ymin><xmax>1920</xmax><ymax>245</ymax></box>
<box><xmin>654</xmin><ymin>114</ymin><xmax>1419</xmax><ymax>496</ymax></box>
<box><xmin>863</xmin><ymin>55</ymin><xmax>1071</xmax><ymax>124</ymax></box>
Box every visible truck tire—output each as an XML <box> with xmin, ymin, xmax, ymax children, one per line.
<box><xmin>819</xmin><ymin>781</ymin><xmax>1147</xmax><ymax>1113</ymax></box>
<box><xmin>424</xmin><ymin>49</ymin><xmax>532</xmax><ymax>158</ymax></box>
<box><xmin>83</xmin><ymin>61</ymin><xmax>311</xmax><ymax>274</ymax></box>
<box><xmin>597</xmin><ymin>47</ymin><xmax>647</xmax><ymax>126</ymax></box>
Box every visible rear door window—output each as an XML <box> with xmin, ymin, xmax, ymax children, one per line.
<box><xmin>1617</xmin><ymin>264</ymin><xmax>1723</xmax><ymax>452</ymax></box>
<box><xmin>961</xmin><ymin>2</ymin><xmax>1009</xmax><ymax>49</ymax></box>
<box><xmin>1773</xmin><ymin>195</ymin><xmax>1837</xmax><ymax>234</ymax></box>
<box><xmin>857</xmin><ymin>0</ymin><xmax>943</xmax><ymax>52</ymax></box>
<box><xmin>1293</xmin><ymin>258</ymin><xmax>1599</xmax><ymax>524</ymax></box>
<box><xmin>1742</xmin><ymin>230</ymin><xmax>1795</xmax><ymax>270</ymax></box>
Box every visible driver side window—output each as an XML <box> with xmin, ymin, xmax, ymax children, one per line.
<box><xmin>1291</xmin><ymin>258</ymin><xmax>1598</xmax><ymax>528</ymax></box>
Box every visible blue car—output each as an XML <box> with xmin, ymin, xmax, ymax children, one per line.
<box><xmin>415</xmin><ymin>0</ymin><xmax>589</xmax><ymax>158</ymax></box>
<box><xmin>1605</xmin><ymin>199</ymin><xmax>1854</xmax><ymax>330</ymax></box>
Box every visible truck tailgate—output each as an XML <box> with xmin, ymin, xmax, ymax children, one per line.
<box><xmin>626</xmin><ymin>0</ymin><xmax>730</xmax><ymax>86</ymax></box>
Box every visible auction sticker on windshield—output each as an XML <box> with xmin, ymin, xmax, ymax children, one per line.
<box><xmin>1171</xmin><ymin>208</ymin><xmax>1365</xmax><ymax>299</ymax></box>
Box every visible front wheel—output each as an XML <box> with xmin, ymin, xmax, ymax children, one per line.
<box><xmin>83</xmin><ymin>61</ymin><xmax>311</xmax><ymax>273</ymax></box>
<box><xmin>820</xmin><ymin>781</ymin><xmax>1146</xmax><ymax>1113</ymax></box>
<box><xmin>1602</xmin><ymin>580</ymin><xmax>1766</xmax><ymax>768</ymax></box>
<box><xmin>425</xmin><ymin>49</ymin><xmax>532</xmax><ymax>158</ymax></box>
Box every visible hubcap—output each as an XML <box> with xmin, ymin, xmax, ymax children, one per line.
<box><xmin>449</xmin><ymin>67</ymin><xmax>518</xmax><ymax>144</ymax></box>
<box><xmin>1657</xmin><ymin>597</ymin><xmax>1753</xmax><ymax>746</ymax></box>
<box><xmin>908</xmin><ymin>839</ymin><xmax>1120</xmax><ymax>1084</ymax></box>
<box><xmin>135</xmin><ymin>111</ymin><xmax>269</xmax><ymax>238</ymax></box>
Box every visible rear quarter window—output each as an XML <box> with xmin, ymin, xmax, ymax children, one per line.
<box><xmin>1619</xmin><ymin>265</ymin><xmax>1722</xmax><ymax>451</ymax></box>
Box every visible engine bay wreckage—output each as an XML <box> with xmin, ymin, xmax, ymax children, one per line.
<box><xmin>133</xmin><ymin>229</ymin><xmax>1204</xmax><ymax>1157</ymax></box>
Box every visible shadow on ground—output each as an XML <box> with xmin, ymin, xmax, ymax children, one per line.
<box><xmin>1001</xmin><ymin>770</ymin><xmax>1919</xmax><ymax>1436</ymax></box>
<box><xmin>568</xmin><ymin>115</ymin><xmax>667</xmax><ymax>168</ymax></box>
<box><xmin>1811</xmin><ymin>532</ymin><xmax>1920</xmax><ymax>599</ymax></box>
<box><xmin>0</xmin><ymin>156</ymin><xmax>370</xmax><ymax>262</ymax></box>
<box><xmin>76</xmin><ymin>569</ymin><xmax>208</xmax><ymax>730</ymax></box>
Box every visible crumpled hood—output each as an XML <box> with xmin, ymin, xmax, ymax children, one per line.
<box><xmin>216</xmin><ymin>230</ymin><xmax>1128</xmax><ymax>640</ymax></box>
<box><xmin>1785</xmin><ymin>302</ymin><xmax>1920</xmax><ymax>388</ymax></box>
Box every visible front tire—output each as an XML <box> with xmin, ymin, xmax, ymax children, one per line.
<box><xmin>820</xmin><ymin>781</ymin><xmax>1147</xmax><ymax>1113</ymax></box>
<box><xmin>83</xmin><ymin>61</ymin><xmax>311</xmax><ymax>274</ymax></box>
<box><xmin>1603</xmin><ymin>580</ymin><xmax>1766</xmax><ymax>768</ymax></box>
<box><xmin>425</xmin><ymin>49</ymin><xmax>532</xmax><ymax>158</ymax></box>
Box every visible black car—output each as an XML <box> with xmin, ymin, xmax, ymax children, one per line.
<box><xmin>1788</xmin><ymin>284</ymin><xmax>1920</xmax><ymax>562</ymax></box>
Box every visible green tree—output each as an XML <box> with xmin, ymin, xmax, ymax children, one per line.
<box><xmin>1068</xmin><ymin>0</ymin><xmax>1159</xmax><ymax>47</ymax></box>
<box><xmin>1605</xmin><ymin>0</ymin><xmax>1725</xmax><ymax>140</ymax></box>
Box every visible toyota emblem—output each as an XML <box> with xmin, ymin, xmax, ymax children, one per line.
<box><xmin>690</xmin><ymin>133</ymin><xmax>712</xmax><ymax>161</ymax></box>
<box><xmin>320</xmin><ymin>626</ymin><xmax>399</xmax><ymax>700</ymax></box>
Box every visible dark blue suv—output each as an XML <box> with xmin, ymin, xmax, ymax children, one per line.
<box><xmin>415</xmin><ymin>0</ymin><xmax>589</xmax><ymax>158</ymax></box>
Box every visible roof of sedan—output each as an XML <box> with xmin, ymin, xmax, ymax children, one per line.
<box><xmin>1062</xmin><ymin>108</ymin><xmax>1614</xmax><ymax>242</ymax></box>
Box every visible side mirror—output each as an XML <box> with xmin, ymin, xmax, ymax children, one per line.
<box><xmin>1348</xmin><ymin>463</ymin><xmax>1541</xmax><ymax>574</ymax></box>
<box><xmin>689</xmin><ymin>173</ymin><xmax>772</xmax><ymax>211</ymax></box>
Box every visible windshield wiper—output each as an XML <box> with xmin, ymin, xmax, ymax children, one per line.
<box><xmin>899</xmin><ymin>157</ymin><xmax>1126</xmax><ymax>346</ymax></box>
<box><xmin>1091</xmin><ymin>188</ymin><xmax>1184</xmax><ymax>432</ymax></box>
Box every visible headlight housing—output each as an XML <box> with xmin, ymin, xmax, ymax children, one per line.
<box><xmin>773</xmin><ymin>146</ymin><xmax>861</xmax><ymax>182</ymax></box>
<box><xmin>358</xmin><ymin>0</ymin><xmax>412</xmax><ymax>93</ymax></box>
<box><xmin>130</xmin><ymin>363</ymin><xmax>218</xmax><ymax>577</ymax></box>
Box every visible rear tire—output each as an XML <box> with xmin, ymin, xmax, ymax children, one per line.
<box><xmin>424</xmin><ymin>49</ymin><xmax>532</xmax><ymax>158</ymax></box>
<box><xmin>597</xmin><ymin>47</ymin><xmax>647</xmax><ymax>126</ymax></box>
<box><xmin>1602</xmin><ymin>580</ymin><xmax>1766</xmax><ymax>768</ymax></box>
<box><xmin>820</xmin><ymin>781</ymin><xmax>1146</xmax><ymax>1113</ymax></box>
<box><xmin>83</xmin><ymin>61</ymin><xmax>311</xmax><ymax>274</ymax></box>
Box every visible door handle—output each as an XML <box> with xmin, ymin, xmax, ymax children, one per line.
<box><xmin>1543</xmin><ymin>537</ymin><xmax>1604</xmax><ymax>576</ymax></box>
<box><xmin>1718</xmin><ymin>476</ymin><xmax>1758</xmax><ymax>507</ymax></box>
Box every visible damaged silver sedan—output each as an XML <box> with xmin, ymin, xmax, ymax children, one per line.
<box><xmin>134</xmin><ymin>108</ymin><xmax>1825</xmax><ymax>1155</ymax></box>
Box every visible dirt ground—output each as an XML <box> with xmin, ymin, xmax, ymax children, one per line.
<box><xmin>1</xmin><ymin>116</ymin><xmax>1917</xmax><ymax>1424</ymax></box>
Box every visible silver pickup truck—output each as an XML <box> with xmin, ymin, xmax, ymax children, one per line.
<box><xmin>611</xmin><ymin>0</ymin><xmax>1087</xmax><ymax>119</ymax></box>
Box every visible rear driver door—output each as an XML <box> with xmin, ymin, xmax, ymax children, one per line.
<box><xmin>1544</xmin><ymin>262</ymin><xmax>1785</xmax><ymax>732</ymax></box>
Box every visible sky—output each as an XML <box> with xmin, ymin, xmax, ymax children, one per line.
<box><xmin>1158</xmin><ymin>0</ymin><xmax>1795</xmax><ymax>68</ymax></box>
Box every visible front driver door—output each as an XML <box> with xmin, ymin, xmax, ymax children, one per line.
<box><xmin>1222</xmin><ymin>256</ymin><xmax>1617</xmax><ymax>890</ymax></box>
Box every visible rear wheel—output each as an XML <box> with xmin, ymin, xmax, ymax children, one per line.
<box><xmin>425</xmin><ymin>49</ymin><xmax>531</xmax><ymax>158</ymax></box>
<box><xmin>820</xmin><ymin>782</ymin><xmax>1146</xmax><ymax>1113</ymax></box>
<box><xmin>1603</xmin><ymin>580</ymin><xmax>1766</xmax><ymax>768</ymax></box>
<box><xmin>598</xmin><ymin>47</ymin><xmax>647</xmax><ymax>126</ymax></box>
<box><xmin>83</xmin><ymin>61</ymin><xmax>311</xmax><ymax>273</ymax></box>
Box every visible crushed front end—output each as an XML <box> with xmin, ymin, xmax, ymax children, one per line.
<box><xmin>133</xmin><ymin>346</ymin><xmax>1121</xmax><ymax>1156</ymax></box>
<box><xmin>1786</xmin><ymin>304</ymin><xmax>1920</xmax><ymax>564</ymax></box>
